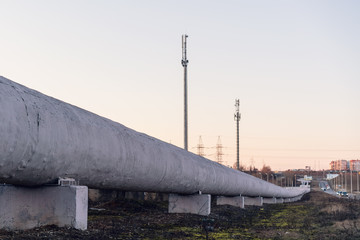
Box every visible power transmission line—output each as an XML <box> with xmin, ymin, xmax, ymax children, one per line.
<box><xmin>197</xmin><ymin>136</ymin><xmax>205</xmax><ymax>157</ymax></box>
<box><xmin>216</xmin><ymin>136</ymin><xmax>224</xmax><ymax>165</ymax></box>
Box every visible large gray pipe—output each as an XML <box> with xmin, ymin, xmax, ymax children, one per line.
<box><xmin>0</xmin><ymin>76</ymin><xmax>308</xmax><ymax>198</ymax></box>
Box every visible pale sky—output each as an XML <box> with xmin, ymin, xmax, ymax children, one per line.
<box><xmin>0</xmin><ymin>1</ymin><xmax>359</xmax><ymax>170</ymax></box>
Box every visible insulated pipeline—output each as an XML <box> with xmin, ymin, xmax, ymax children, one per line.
<box><xmin>0</xmin><ymin>76</ymin><xmax>309</xmax><ymax>198</ymax></box>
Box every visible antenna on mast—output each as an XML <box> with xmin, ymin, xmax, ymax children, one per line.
<box><xmin>182</xmin><ymin>34</ymin><xmax>189</xmax><ymax>150</ymax></box>
<box><xmin>182</xmin><ymin>35</ymin><xmax>188</xmax><ymax>67</ymax></box>
<box><xmin>234</xmin><ymin>99</ymin><xmax>241</xmax><ymax>170</ymax></box>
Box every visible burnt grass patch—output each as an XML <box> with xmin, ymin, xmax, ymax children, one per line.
<box><xmin>1</xmin><ymin>190</ymin><xmax>360</xmax><ymax>239</ymax></box>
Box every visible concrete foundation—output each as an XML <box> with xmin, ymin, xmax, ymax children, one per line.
<box><xmin>244</xmin><ymin>196</ymin><xmax>263</xmax><ymax>206</ymax></box>
<box><xmin>217</xmin><ymin>195</ymin><xmax>245</xmax><ymax>208</ymax></box>
<box><xmin>263</xmin><ymin>197</ymin><xmax>277</xmax><ymax>204</ymax></box>
<box><xmin>0</xmin><ymin>185</ymin><xmax>88</xmax><ymax>230</ymax></box>
<box><xmin>168</xmin><ymin>193</ymin><xmax>210</xmax><ymax>216</ymax></box>
<box><xmin>292</xmin><ymin>195</ymin><xmax>302</xmax><ymax>202</ymax></box>
<box><xmin>284</xmin><ymin>198</ymin><xmax>292</xmax><ymax>203</ymax></box>
<box><xmin>276</xmin><ymin>198</ymin><xmax>284</xmax><ymax>203</ymax></box>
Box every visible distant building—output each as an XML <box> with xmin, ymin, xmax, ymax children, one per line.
<box><xmin>329</xmin><ymin>161</ymin><xmax>336</xmax><ymax>170</ymax></box>
<box><xmin>329</xmin><ymin>160</ymin><xmax>348</xmax><ymax>171</ymax></box>
<box><xmin>329</xmin><ymin>159</ymin><xmax>360</xmax><ymax>171</ymax></box>
<box><xmin>350</xmin><ymin>160</ymin><xmax>360</xmax><ymax>171</ymax></box>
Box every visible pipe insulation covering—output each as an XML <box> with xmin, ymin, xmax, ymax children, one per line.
<box><xmin>0</xmin><ymin>76</ymin><xmax>309</xmax><ymax>198</ymax></box>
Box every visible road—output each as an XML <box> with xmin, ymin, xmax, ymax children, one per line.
<box><xmin>318</xmin><ymin>181</ymin><xmax>336</xmax><ymax>196</ymax></box>
<box><xmin>317</xmin><ymin>180</ymin><xmax>360</xmax><ymax>200</ymax></box>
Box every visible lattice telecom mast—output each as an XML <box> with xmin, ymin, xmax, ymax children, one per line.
<box><xmin>182</xmin><ymin>34</ymin><xmax>189</xmax><ymax>151</ymax></box>
<box><xmin>197</xmin><ymin>136</ymin><xmax>205</xmax><ymax>157</ymax></box>
<box><xmin>216</xmin><ymin>136</ymin><xmax>224</xmax><ymax>165</ymax></box>
<box><xmin>234</xmin><ymin>99</ymin><xmax>241</xmax><ymax>170</ymax></box>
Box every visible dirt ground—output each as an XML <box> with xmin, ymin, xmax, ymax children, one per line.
<box><xmin>1</xmin><ymin>184</ymin><xmax>360</xmax><ymax>239</ymax></box>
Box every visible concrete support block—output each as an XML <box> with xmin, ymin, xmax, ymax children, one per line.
<box><xmin>168</xmin><ymin>193</ymin><xmax>211</xmax><ymax>216</ymax></box>
<box><xmin>217</xmin><ymin>195</ymin><xmax>244</xmax><ymax>208</ymax></box>
<box><xmin>284</xmin><ymin>198</ymin><xmax>292</xmax><ymax>203</ymax></box>
<box><xmin>276</xmin><ymin>198</ymin><xmax>284</xmax><ymax>203</ymax></box>
<box><xmin>244</xmin><ymin>196</ymin><xmax>263</xmax><ymax>206</ymax></box>
<box><xmin>263</xmin><ymin>197</ymin><xmax>277</xmax><ymax>204</ymax></box>
<box><xmin>291</xmin><ymin>195</ymin><xmax>302</xmax><ymax>202</ymax></box>
<box><xmin>0</xmin><ymin>185</ymin><xmax>88</xmax><ymax>230</ymax></box>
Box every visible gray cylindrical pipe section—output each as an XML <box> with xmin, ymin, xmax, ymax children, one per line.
<box><xmin>0</xmin><ymin>76</ymin><xmax>308</xmax><ymax>198</ymax></box>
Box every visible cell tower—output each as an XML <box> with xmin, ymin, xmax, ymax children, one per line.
<box><xmin>182</xmin><ymin>34</ymin><xmax>189</xmax><ymax>151</ymax></box>
<box><xmin>197</xmin><ymin>136</ymin><xmax>205</xmax><ymax>157</ymax></box>
<box><xmin>216</xmin><ymin>136</ymin><xmax>224</xmax><ymax>165</ymax></box>
<box><xmin>234</xmin><ymin>99</ymin><xmax>241</xmax><ymax>170</ymax></box>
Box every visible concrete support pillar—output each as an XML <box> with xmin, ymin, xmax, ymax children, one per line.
<box><xmin>216</xmin><ymin>195</ymin><xmax>244</xmax><ymax>208</ymax></box>
<box><xmin>0</xmin><ymin>185</ymin><xmax>88</xmax><ymax>230</ymax></box>
<box><xmin>276</xmin><ymin>198</ymin><xmax>284</xmax><ymax>203</ymax></box>
<box><xmin>244</xmin><ymin>196</ymin><xmax>263</xmax><ymax>206</ymax></box>
<box><xmin>291</xmin><ymin>195</ymin><xmax>302</xmax><ymax>202</ymax></box>
<box><xmin>263</xmin><ymin>197</ymin><xmax>277</xmax><ymax>204</ymax></box>
<box><xmin>168</xmin><ymin>193</ymin><xmax>211</xmax><ymax>216</ymax></box>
